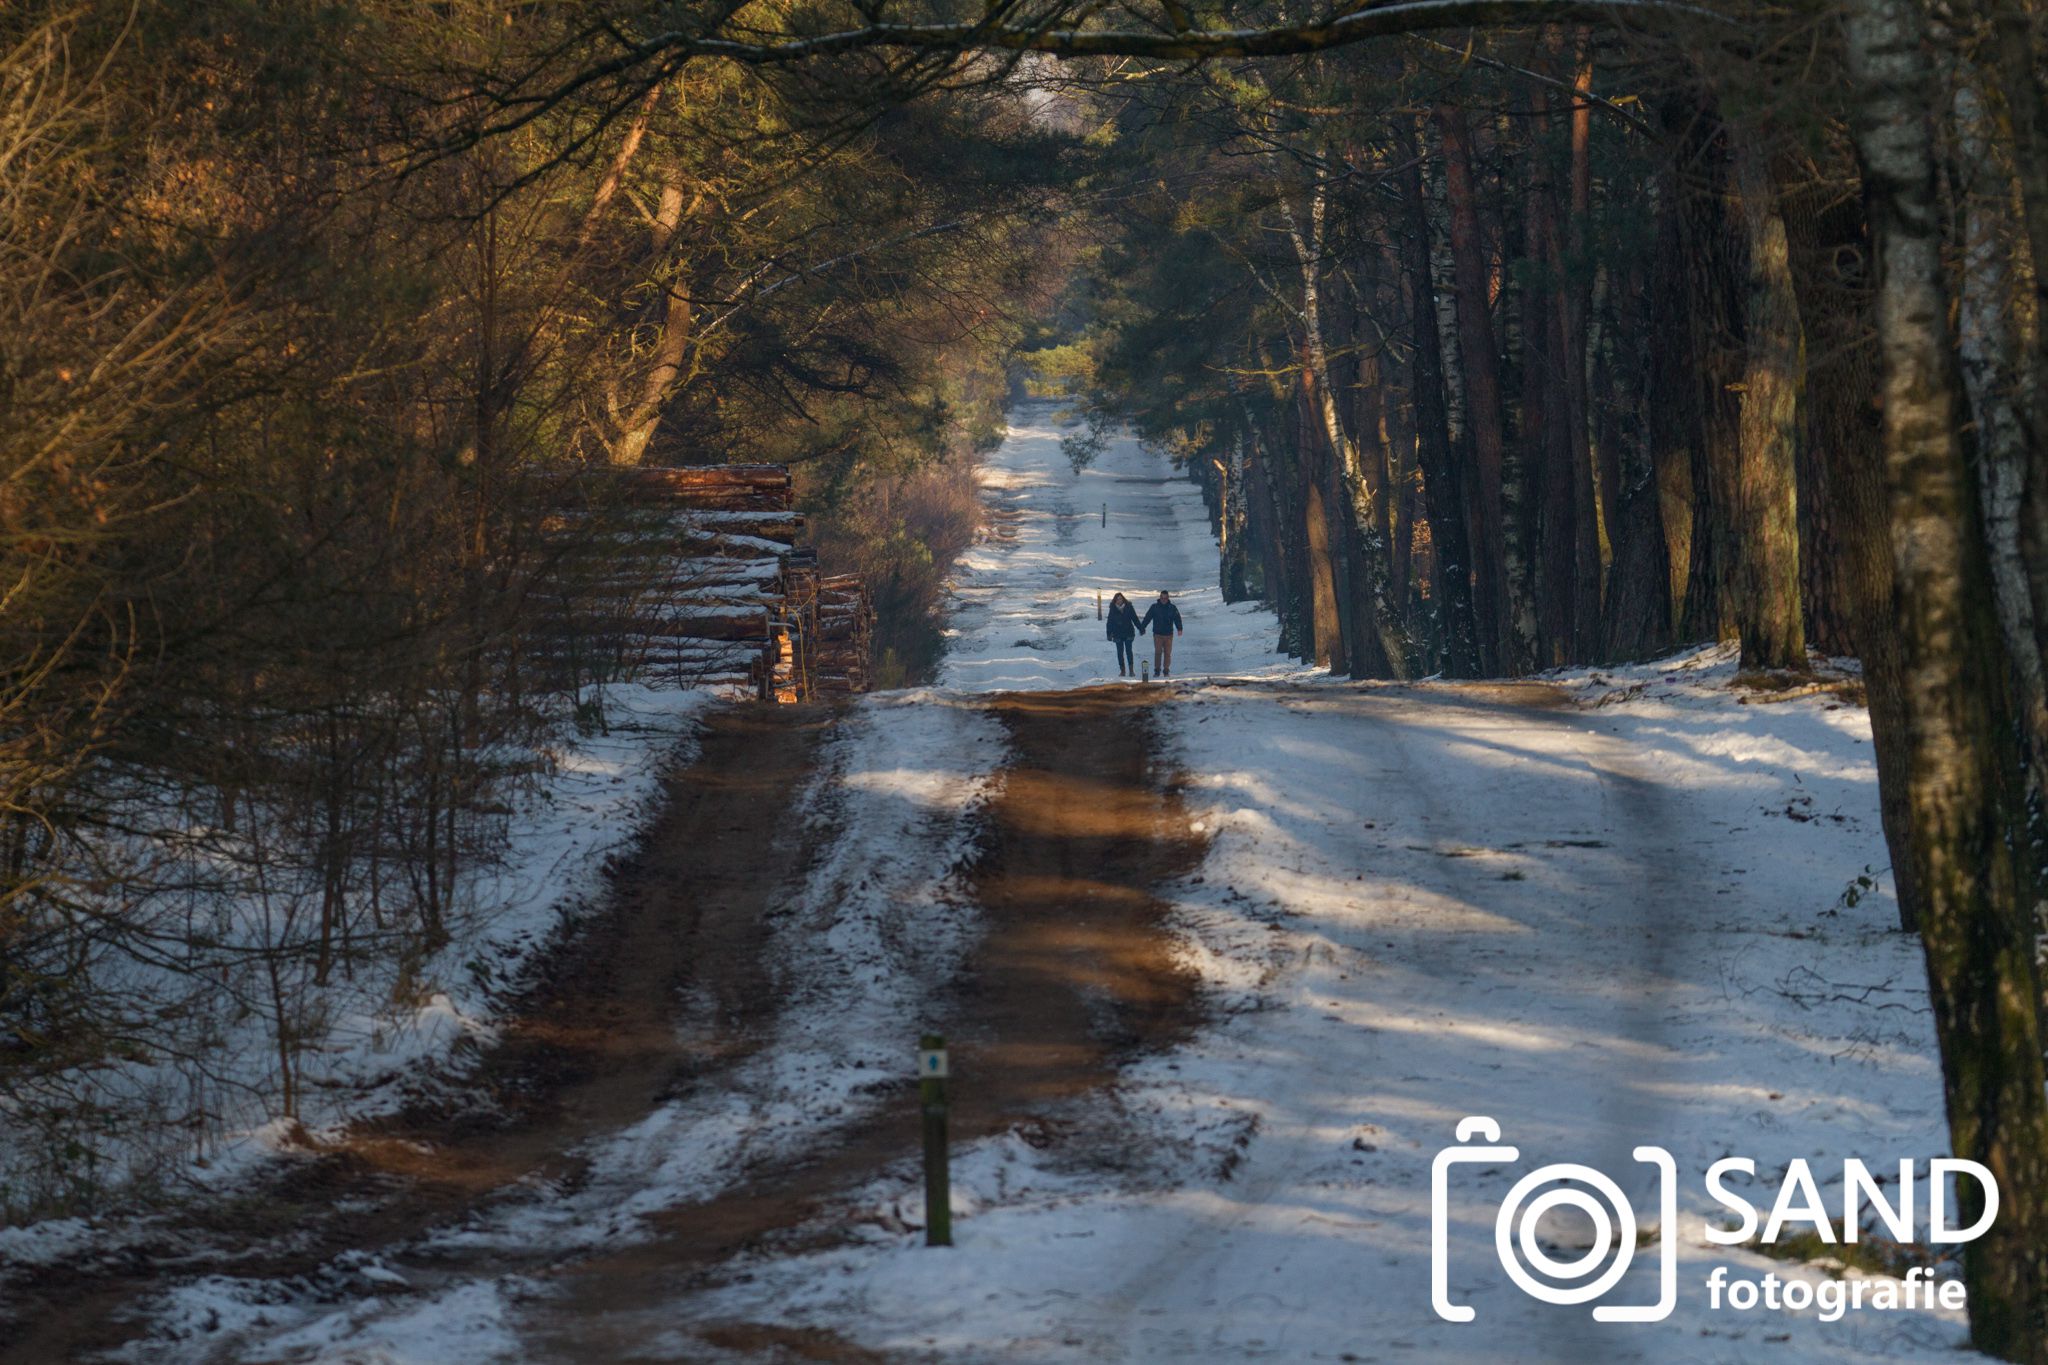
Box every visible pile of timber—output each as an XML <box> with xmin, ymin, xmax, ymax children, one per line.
<box><xmin>815</xmin><ymin>574</ymin><xmax>876</xmax><ymax>695</ymax></box>
<box><xmin>544</xmin><ymin>463</ymin><xmax>869</xmax><ymax>703</ymax></box>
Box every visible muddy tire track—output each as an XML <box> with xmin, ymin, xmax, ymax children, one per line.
<box><xmin>524</xmin><ymin>684</ymin><xmax>1205</xmax><ymax>1362</ymax></box>
<box><xmin>1</xmin><ymin>704</ymin><xmax>834</xmax><ymax>1365</ymax></box>
<box><xmin>6</xmin><ymin>687</ymin><xmax>1207</xmax><ymax>1364</ymax></box>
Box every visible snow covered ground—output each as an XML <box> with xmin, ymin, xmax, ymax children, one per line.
<box><xmin>690</xmin><ymin>662</ymin><xmax>1966</xmax><ymax>1362</ymax></box>
<box><xmin>111</xmin><ymin>690</ymin><xmax>1005</xmax><ymax>1364</ymax></box>
<box><xmin>0</xmin><ymin>682</ymin><xmax>716</xmax><ymax>1215</ymax></box>
<box><xmin>13</xmin><ymin>404</ymin><xmax>1981</xmax><ymax>1364</ymax></box>
<box><xmin>681</xmin><ymin>415</ymin><xmax>1975</xmax><ymax>1362</ymax></box>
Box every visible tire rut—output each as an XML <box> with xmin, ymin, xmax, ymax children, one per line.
<box><xmin>1</xmin><ymin>702</ymin><xmax>834</xmax><ymax>1365</ymax></box>
<box><xmin>7</xmin><ymin>688</ymin><xmax>1207</xmax><ymax>1364</ymax></box>
<box><xmin>520</xmin><ymin>684</ymin><xmax>1206</xmax><ymax>1363</ymax></box>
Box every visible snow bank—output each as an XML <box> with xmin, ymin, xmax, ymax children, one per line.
<box><xmin>0</xmin><ymin>683</ymin><xmax>712</xmax><ymax>1238</ymax></box>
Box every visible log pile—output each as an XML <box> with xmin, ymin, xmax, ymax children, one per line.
<box><xmin>609</xmin><ymin>463</ymin><xmax>795</xmax><ymax>512</ymax></box>
<box><xmin>815</xmin><ymin>574</ymin><xmax>876</xmax><ymax>694</ymax></box>
<box><xmin>543</xmin><ymin>464</ymin><xmax>869</xmax><ymax>702</ymax></box>
<box><xmin>764</xmin><ymin>545</ymin><xmax>821</xmax><ymax>704</ymax></box>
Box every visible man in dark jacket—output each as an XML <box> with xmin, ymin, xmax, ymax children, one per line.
<box><xmin>1138</xmin><ymin>591</ymin><xmax>1183</xmax><ymax>677</ymax></box>
<box><xmin>1106</xmin><ymin>592</ymin><xmax>1142</xmax><ymax>676</ymax></box>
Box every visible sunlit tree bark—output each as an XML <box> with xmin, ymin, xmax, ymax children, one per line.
<box><xmin>1845</xmin><ymin>0</ymin><xmax>2048</xmax><ymax>1351</ymax></box>
<box><xmin>1728</xmin><ymin>141</ymin><xmax>1807</xmax><ymax>672</ymax></box>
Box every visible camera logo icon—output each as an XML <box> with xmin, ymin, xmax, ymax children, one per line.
<box><xmin>1431</xmin><ymin>1116</ymin><xmax>1677</xmax><ymax>1323</ymax></box>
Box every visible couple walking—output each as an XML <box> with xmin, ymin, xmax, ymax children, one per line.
<box><xmin>1106</xmin><ymin>590</ymin><xmax>1184</xmax><ymax>678</ymax></box>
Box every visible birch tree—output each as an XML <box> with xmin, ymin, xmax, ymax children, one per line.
<box><xmin>1844</xmin><ymin>0</ymin><xmax>2048</xmax><ymax>1350</ymax></box>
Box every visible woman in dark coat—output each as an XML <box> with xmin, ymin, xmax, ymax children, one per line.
<box><xmin>1106</xmin><ymin>592</ymin><xmax>1142</xmax><ymax>676</ymax></box>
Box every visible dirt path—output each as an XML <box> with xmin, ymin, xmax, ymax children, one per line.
<box><xmin>954</xmin><ymin>688</ymin><xmax>1204</xmax><ymax>1108</ymax></box>
<box><xmin>4</xmin><ymin>686</ymin><xmax>1206</xmax><ymax>1364</ymax></box>
<box><xmin>345</xmin><ymin>701</ymin><xmax>835</xmax><ymax>1197</ymax></box>
<box><xmin>519</xmin><ymin>684</ymin><xmax>1204</xmax><ymax>1361</ymax></box>
<box><xmin>1</xmin><ymin>703</ymin><xmax>834</xmax><ymax>1365</ymax></box>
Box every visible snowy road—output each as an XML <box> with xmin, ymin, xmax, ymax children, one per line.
<box><xmin>684</xmin><ymin>411</ymin><xmax>1972</xmax><ymax>1363</ymax></box>
<box><xmin>939</xmin><ymin>400</ymin><xmax>1306</xmax><ymax>688</ymax></box>
<box><xmin>690</xmin><ymin>675</ymin><xmax>1963</xmax><ymax>1363</ymax></box>
<box><xmin>65</xmin><ymin>404</ymin><xmax>1974</xmax><ymax>1363</ymax></box>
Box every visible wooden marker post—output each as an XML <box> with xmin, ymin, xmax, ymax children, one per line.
<box><xmin>1097</xmin><ymin>590</ymin><xmax>1102</xmax><ymax>619</ymax></box>
<box><xmin>919</xmin><ymin>1034</ymin><xmax>951</xmax><ymax>1247</ymax></box>
<box><xmin>1101</xmin><ymin>503</ymin><xmax>1107</xmax><ymax>527</ymax></box>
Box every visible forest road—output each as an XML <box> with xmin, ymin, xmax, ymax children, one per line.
<box><xmin>1</xmin><ymin>703</ymin><xmax>837</xmax><ymax>1365</ymax></box>
<box><xmin>4</xmin><ymin>685</ymin><xmax>1208</xmax><ymax>1364</ymax></box>
<box><xmin>521</xmin><ymin>684</ymin><xmax>1206</xmax><ymax>1362</ymax></box>
<box><xmin>1065</xmin><ymin>680</ymin><xmax>1713</xmax><ymax>1364</ymax></box>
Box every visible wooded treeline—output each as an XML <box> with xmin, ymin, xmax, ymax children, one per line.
<box><xmin>9</xmin><ymin>0</ymin><xmax>2048</xmax><ymax>1356</ymax></box>
<box><xmin>0</xmin><ymin>1</ymin><xmax>1058</xmax><ymax>1211</ymax></box>
<box><xmin>1049</xmin><ymin>28</ymin><xmax>1951</xmax><ymax>945</ymax></box>
<box><xmin>1022</xmin><ymin>11</ymin><xmax>2048</xmax><ymax>1356</ymax></box>
<box><xmin>1063</xmin><ymin>40</ymin><xmax>1878</xmax><ymax>684</ymax></box>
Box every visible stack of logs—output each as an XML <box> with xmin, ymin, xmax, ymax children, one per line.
<box><xmin>816</xmin><ymin>574</ymin><xmax>877</xmax><ymax>695</ymax></box>
<box><xmin>560</xmin><ymin>463</ymin><xmax>870</xmax><ymax>702</ymax></box>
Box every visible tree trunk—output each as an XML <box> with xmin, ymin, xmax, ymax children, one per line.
<box><xmin>1403</xmin><ymin>119</ymin><xmax>1483</xmax><ymax>677</ymax></box>
<box><xmin>1845</xmin><ymin>2</ymin><xmax>2048</xmax><ymax>1354</ymax></box>
<box><xmin>1599</xmin><ymin>462</ymin><xmax>1672</xmax><ymax>659</ymax></box>
<box><xmin>1284</xmin><ymin>181</ymin><xmax>1410</xmax><ymax>677</ymax></box>
<box><xmin>1244</xmin><ymin>392</ymin><xmax>1313</xmax><ymax>660</ymax></box>
<box><xmin>574</xmin><ymin>82</ymin><xmax>663</xmax><ymax>251</ymax></box>
<box><xmin>1978</xmin><ymin>6</ymin><xmax>2048</xmax><ymax>743</ymax></box>
<box><xmin>613</xmin><ymin>173</ymin><xmax>695</xmax><ymax>466</ymax></box>
<box><xmin>1349</xmin><ymin>342</ymin><xmax>1400</xmax><ymax>679</ymax></box>
<box><xmin>1776</xmin><ymin>147</ymin><xmax>1927</xmax><ymax>933</ymax></box>
<box><xmin>1561</xmin><ymin>31</ymin><xmax>1604</xmax><ymax>656</ymax></box>
<box><xmin>1729</xmin><ymin>141</ymin><xmax>1808</xmax><ymax>672</ymax></box>
<box><xmin>1239</xmin><ymin>407</ymin><xmax>1296</xmax><ymax>649</ymax></box>
<box><xmin>1384</xmin><ymin>313</ymin><xmax>1417</xmax><ymax>618</ymax></box>
<box><xmin>1664</xmin><ymin>96</ymin><xmax>1744</xmax><ymax>648</ymax></box>
<box><xmin>1646</xmin><ymin>160</ymin><xmax>1700</xmax><ymax>638</ymax></box>
<box><xmin>1302</xmin><ymin>467</ymin><xmax>1347</xmax><ymax>673</ymax></box>
<box><xmin>1954</xmin><ymin>78</ymin><xmax>2048</xmax><ymax>823</ymax></box>
<box><xmin>1436</xmin><ymin>105</ymin><xmax>1518</xmax><ymax>673</ymax></box>
<box><xmin>1522</xmin><ymin>88</ymin><xmax>1575</xmax><ymax>667</ymax></box>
